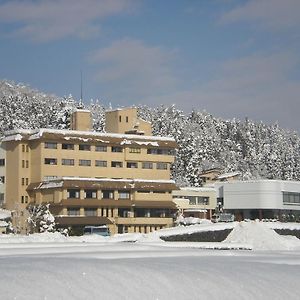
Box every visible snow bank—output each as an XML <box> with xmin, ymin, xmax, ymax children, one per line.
<box><xmin>224</xmin><ymin>221</ymin><xmax>300</xmax><ymax>251</ymax></box>
<box><xmin>0</xmin><ymin>209</ymin><xmax>11</xmax><ymax>220</ymax></box>
<box><xmin>0</xmin><ymin>232</ymin><xmax>68</xmax><ymax>243</ymax></box>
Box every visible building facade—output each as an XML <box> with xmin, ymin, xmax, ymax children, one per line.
<box><xmin>172</xmin><ymin>187</ymin><xmax>217</xmax><ymax>219</ymax></box>
<box><xmin>216</xmin><ymin>180</ymin><xmax>300</xmax><ymax>221</ymax></box>
<box><xmin>1</xmin><ymin>108</ymin><xmax>178</xmax><ymax>234</ymax></box>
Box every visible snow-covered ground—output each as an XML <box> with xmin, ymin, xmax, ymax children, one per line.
<box><xmin>1</xmin><ymin>221</ymin><xmax>300</xmax><ymax>299</ymax></box>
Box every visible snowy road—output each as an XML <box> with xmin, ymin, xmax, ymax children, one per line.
<box><xmin>1</xmin><ymin>242</ymin><xmax>300</xmax><ymax>300</ymax></box>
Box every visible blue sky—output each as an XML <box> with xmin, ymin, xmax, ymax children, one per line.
<box><xmin>0</xmin><ymin>0</ymin><xmax>299</xmax><ymax>132</ymax></box>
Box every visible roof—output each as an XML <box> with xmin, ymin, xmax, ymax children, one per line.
<box><xmin>51</xmin><ymin>199</ymin><xmax>176</xmax><ymax>209</ymax></box>
<box><xmin>2</xmin><ymin>128</ymin><xmax>177</xmax><ymax>148</ymax></box>
<box><xmin>217</xmin><ymin>172</ymin><xmax>241</xmax><ymax>179</ymax></box>
<box><xmin>178</xmin><ymin>187</ymin><xmax>216</xmax><ymax>192</ymax></box>
<box><xmin>27</xmin><ymin>177</ymin><xmax>179</xmax><ymax>192</ymax></box>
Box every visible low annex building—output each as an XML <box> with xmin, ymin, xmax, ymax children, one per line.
<box><xmin>0</xmin><ymin>107</ymin><xmax>178</xmax><ymax>234</ymax></box>
<box><xmin>172</xmin><ymin>187</ymin><xmax>217</xmax><ymax>219</ymax></box>
<box><xmin>216</xmin><ymin>180</ymin><xmax>300</xmax><ymax>221</ymax></box>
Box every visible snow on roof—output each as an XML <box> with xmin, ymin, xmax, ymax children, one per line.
<box><xmin>1</xmin><ymin>133</ymin><xmax>24</xmax><ymax>142</ymax></box>
<box><xmin>178</xmin><ymin>187</ymin><xmax>215</xmax><ymax>192</ymax></box>
<box><xmin>120</xmin><ymin>139</ymin><xmax>159</xmax><ymax>147</ymax></box>
<box><xmin>74</xmin><ymin>109</ymin><xmax>91</xmax><ymax>113</ymax></box>
<box><xmin>49</xmin><ymin>177</ymin><xmax>176</xmax><ymax>184</ymax></box>
<box><xmin>217</xmin><ymin>172</ymin><xmax>241</xmax><ymax>179</ymax></box>
<box><xmin>183</xmin><ymin>209</ymin><xmax>207</xmax><ymax>212</ymax></box>
<box><xmin>35</xmin><ymin>181</ymin><xmax>64</xmax><ymax>190</ymax></box>
<box><xmin>106</xmin><ymin>107</ymin><xmax>136</xmax><ymax>113</ymax></box>
<box><xmin>3</xmin><ymin>128</ymin><xmax>175</xmax><ymax>143</ymax></box>
<box><xmin>220</xmin><ymin>179</ymin><xmax>300</xmax><ymax>185</ymax></box>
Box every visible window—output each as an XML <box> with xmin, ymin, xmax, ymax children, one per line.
<box><xmin>62</xmin><ymin>143</ymin><xmax>74</xmax><ymax>150</ymax></box>
<box><xmin>21</xmin><ymin>178</ymin><xmax>25</xmax><ymax>186</ymax></box>
<box><xmin>119</xmin><ymin>191</ymin><xmax>130</xmax><ymax>199</ymax></box>
<box><xmin>0</xmin><ymin>193</ymin><xmax>4</xmax><ymax>203</ymax></box>
<box><xmin>67</xmin><ymin>189</ymin><xmax>80</xmax><ymax>198</ymax></box>
<box><xmin>142</xmin><ymin>162</ymin><xmax>153</xmax><ymax>169</ymax></box>
<box><xmin>112</xmin><ymin>146</ymin><xmax>123</xmax><ymax>152</ymax></box>
<box><xmin>188</xmin><ymin>196</ymin><xmax>197</xmax><ymax>205</ymax></box>
<box><xmin>25</xmin><ymin>196</ymin><xmax>28</xmax><ymax>203</ymax></box>
<box><xmin>44</xmin><ymin>142</ymin><xmax>57</xmax><ymax>149</ymax></box>
<box><xmin>102</xmin><ymin>190</ymin><xmax>114</xmax><ymax>199</ymax></box>
<box><xmin>283</xmin><ymin>192</ymin><xmax>300</xmax><ymax>205</ymax></box>
<box><xmin>67</xmin><ymin>208</ymin><xmax>80</xmax><ymax>216</ymax></box>
<box><xmin>21</xmin><ymin>196</ymin><xmax>24</xmax><ymax>204</ymax></box>
<box><xmin>44</xmin><ymin>158</ymin><xmax>57</xmax><ymax>165</ymax></box>
<box><xmin>0</xmin><ymin>176</ymin><xmax>5</xmax><ymax>184</ymax></box>
<box><xmin>147</xmin><ymin>148</ymin><xmax>174</xmax><ymax>155</ymax></box>
<box><xmin>22</xmin><ymin>145</ymin><xmax>25</xmax><ymax>152</ymax></box>
<box><xmin>95</xmin><ymin>145</ymin><xmax>107</xmax><ymax>152</ymax></box>
<box><xmin>126</xmin><ymin>116</ymin><xmax>129</xmax><ymax>123</ymax></box>
<box><xmin>85</xmin><ymin>208</ymin><xmax>97</xmax><ymax>216</ymax></box>
<box><xmin>79</xmin><ymin>159</ymin><xmax>91</xmax><ymax>166</ymax></box>
<box><xmin>0</xmin><ymin>159</ymin><xmax>5</xmax><ymax>166</ymax></box>
<box><xmin>26</xmin><ymin>178</ymin><xmax>29</xmax><ymax>185</ymax></box>
<box><xmin>111</xmin><ymin>161</ymin><xmax>123</xmax><ymax>168</ymax></box>
<box><xmin>127</xmin><ymin>162</ymin><xmax>138</xmax><ymax>168</ymax></box>
<box><xmin>95</xmin><ymin>160</ymin><xmax>107</xmax><ymax>167</ymax></box>
<box><xmin>198</xmin><ymin>197</ymin><xmax>209</xmax><ymax>205</ymax></box>
<box><xmin>119</xmin><ymin>116</ymin><xmax>122</xmax><ymax>122</ymax></box>
<box><xmin>129</xmin><ymin>147</ymin><xmax>141</xmax><ymax>153</ymax></box>
<box><xmin>22</xmin><ymin>160</ymin><xmax>25</xmax><ymax>168</ymax></box>
<box><xmin>62</xmin><ymin>159</ymin><xmax>75</xmax><ymax>166</ymax></box>
<box><xmin>156</xmin><ymin>162</ymin><xmax>168</xmax><ymax>170</ymax></box>
<box><xmin>138</xmin><ymin>190</ymin><xmax>150</xmax><ymax>193</ymax></box>
<box><xmin>79</xmin><ymin>144</ymin><xmax>91</xmax><ymax>151</ymax></box>
<box><xmin>84</xmin><ymin>190</ymin><xmax>97</xmax><ymax>199</ymax></box>
<box><xmin>26</xmin><ymin>145</ymin><xmax>29</xmax><ymax>152</ymax></box>
<box><xmin>25</xmin><ymin>160</ymin><xmax>29</xmax><ymax>168</ymax></box>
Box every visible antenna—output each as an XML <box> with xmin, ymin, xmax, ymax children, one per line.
<box><xmin>79</xmin><ymin>70</ymin><xmax>84</xmax><ymax>108</ymax></box>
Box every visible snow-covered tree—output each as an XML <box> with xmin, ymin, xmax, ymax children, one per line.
<box><xmin>27</xmin><ymin>204</ymin><xmax>55</xmax><ymax>233</ymax></box>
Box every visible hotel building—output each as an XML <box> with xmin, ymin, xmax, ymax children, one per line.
<box><xmin>0</xmin><ymin>108</ymin><xmax>178</xmax><ymax>234</ymax></box>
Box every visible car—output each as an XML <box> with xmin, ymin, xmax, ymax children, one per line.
<box><xmin>83</xmin><ymin>225</ymin><xmax>110</xmax><ymax>236</ymax></box>
<box><xmin>212</xmin><ymin>213</ymin><xmax>234</xmax><ymax>223</ymax></box>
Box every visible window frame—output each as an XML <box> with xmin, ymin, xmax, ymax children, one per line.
<box><xmin>62</xmin><ymin>143</ymin><xmax>74</xmax><ymax>150</ymax></box>
<box><xmin>44</xmin><ymin>158</ymin><xmax>57</xmax><ymax>165</ymax></box>
<box><xmin>79</xmin><ymin>159</ymin><xmax>91</xmax><ymax>166</ymax></box>
<box><xmin>62</xmin><ymin>159</ymin><xmax>75</xmax><ymax>166</ymax></box>
<box><xmin>44</xmin><ymin>142</ymin><xmax>57</xmax><ymax>149</ymax></box>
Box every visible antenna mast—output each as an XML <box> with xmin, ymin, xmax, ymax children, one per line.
<box><xmin>79</xmin><ymin>70</ymin><xmax>83</xmax><ymax>108</ymax></box>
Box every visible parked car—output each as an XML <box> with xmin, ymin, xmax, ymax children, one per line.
<box><xmin>212</xmin><ymin>213</ymin><xmax>234</xmax><ymax>223</ymax></box>
<box><xmin>83</xmin><ymin>225</ymin><xmax>110</xmax><ymax>236</ymax></box>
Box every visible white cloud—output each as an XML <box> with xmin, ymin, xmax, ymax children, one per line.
<box><xmin>88</xmin><ymin>38</ymin><xmax>178</xmax><ymax>100</ymax></box>
<box><xmin>142</xmin><ymin>51</ymin><xmax>300</xmax><ymax>132</ymax></box>
<box><xmin>220</xmin><ymin>0</ymin><xmax>300</xmax><ymax>31</ymax></box>
<box><xmin>0</xmin><ymin>0</ymin><xmax>134</xmax><ymax>41</ymax></box>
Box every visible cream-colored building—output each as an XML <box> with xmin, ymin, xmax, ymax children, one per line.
<box><xmin>172</xmin><ymin>187</ymin><xmax>217</xmax><ymax>219</ymax></box>
<box><xmin>200</xmin><ymin>168</ymin><xmax>240</xmax><ymax>184</ymax></box>
<box><xmin>1</xmin><ymin>108</ymin><xmax>178</xmax><ymax>234</ymax></box>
